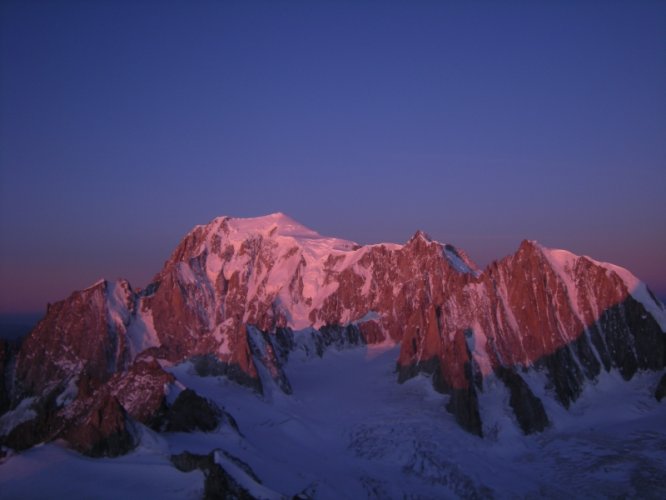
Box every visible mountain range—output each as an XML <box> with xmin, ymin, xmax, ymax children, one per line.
<box><xmin>1</xmin><ymin>213</ymin><xmax>665</xmax><ymax>498</ymax></box>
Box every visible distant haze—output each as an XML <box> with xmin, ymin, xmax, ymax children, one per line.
<box><xmin>1</xmin><ymin>1</ymin><xmax>665</xmax><ymax>312</ymax></box>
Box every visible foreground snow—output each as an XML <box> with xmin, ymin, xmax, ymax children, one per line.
<box><xmin>2</xmin><ymin>345</ymin><xmax>665</xmax><ymax>499</ymax></box>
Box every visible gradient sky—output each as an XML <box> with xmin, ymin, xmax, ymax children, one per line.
<box><xmin>1</xmin><ymin>0</ymin><xmax>665</xmax><ymax>313</ymax></box>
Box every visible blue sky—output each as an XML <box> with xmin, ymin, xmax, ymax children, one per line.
<box><xmin>1</xmin><ymin>0</ymin><xmax>665</xmax><ymax>312</ymax></box>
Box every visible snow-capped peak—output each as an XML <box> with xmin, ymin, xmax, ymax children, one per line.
<box><xmin>223</xmin><ymin>212</ymin><xmax>321</xmax><ymax>239</ymax></box>
<box><xmin>204</xmin><ymin>213</ymin><xmax>358</xmax><ymax>252</ymax></box>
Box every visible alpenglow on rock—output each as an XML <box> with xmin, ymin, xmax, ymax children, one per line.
<box><xmin>1</xmin><ymin>213</ymin><xmax>665</xmax><ymax>453</ymax></box>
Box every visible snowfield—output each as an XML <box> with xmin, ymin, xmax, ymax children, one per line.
<box><xmin>1</xmin><ymin>344</ymin><xmax>665</xmax><ymax>499</ymax></box>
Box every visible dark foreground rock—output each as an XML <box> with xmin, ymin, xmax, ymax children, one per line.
<box><xmin>61</xmin><ymin>395</ymin><xmax>136</xmax><ymax>457</ymax></box>
<box><xmin>1</xmin><ymin>389</ymin><xmax>61</xmax><ymax>452</ymax></box>
<box><xmin>171</xmin><ymin>450</ymin><xmax>266</xmax><ymax>500</ymax></box>
<box><xmin>0</xmin><ymin>358</ymin><xmax>232</xmax><ymax>457</ymax></box>
<box><xmin>163</xmin><ymin>389</ymin><xmax>221</xmax><ymax>432</ymax></box>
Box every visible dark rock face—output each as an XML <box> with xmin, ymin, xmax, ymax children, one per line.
<box><xmin>656</xmin><ymin>374</ymin><xmax>666</xmax><ymax>402</ymax></box>
<box><xmin>317</xmin><ymin>324</ymin><xmax>365</xmax><ymax>351</ymax></box>
<box><xmin>190</xmin><ymin>355</ymin><xmax>263</xmax><ymax>394</ymax></box>
<box><xmin>163</xmin><ymin>389</ymin><xmax>221</xmax><ymax>433</ymax></box>
<box><xmin>171</xmin><ymin>450</ymin><xmax>264</xmax><ymax>500</ymax></box>
<box><xmin>496</xmin><ymin>367</ymin><xmax>549</xmax><ymax>434</ymax></box>
<box><xmin>60</xmin><ymin>395</ymin><xmax>136</xmax><ymax>458</ymax></box>
<box><xmin>446</xmin><ymin>386</ymin><xmax>483</xmax><ymax>437</ymax></box>
<box><xmin>535</xmin><ymin>345</ymin><xmax>585</xmax><ymax>409</ymax></box>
